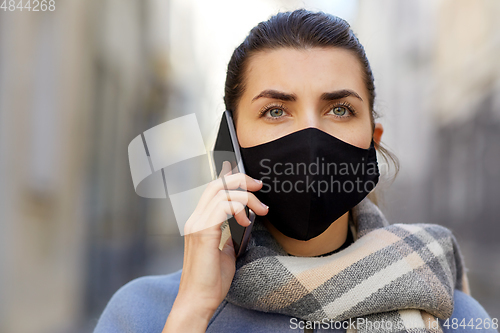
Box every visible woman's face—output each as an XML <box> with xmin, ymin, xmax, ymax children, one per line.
<box><xmin>235</xmin><ymin>47</ymin><xmax>376</xmax><ymax>149</ymax></box>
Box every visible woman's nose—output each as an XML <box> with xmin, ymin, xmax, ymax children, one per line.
<box><xmin>295</xmin><ymin>110</ymin><xmax>322</xmax><ymax>131</ymax></box>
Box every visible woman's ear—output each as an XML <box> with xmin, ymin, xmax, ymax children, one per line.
<box><xmin>373</xmin><ymin>122</ymin><xmax>384</xmax><ymax>147</ymax></box>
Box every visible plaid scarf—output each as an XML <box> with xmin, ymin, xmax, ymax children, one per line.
<box><xmin>225</xmin><ymin>198</ymin><xmax>470</xmax><ymax>333</ymax></box>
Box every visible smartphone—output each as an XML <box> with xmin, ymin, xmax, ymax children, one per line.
<box><xmin>212</xmin><ymin>110</ymin><xmax>255</xmax><ymax>257</ymax></box>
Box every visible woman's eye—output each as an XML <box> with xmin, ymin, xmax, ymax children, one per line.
<box><xmin>268</xmin><ymin>108</ymin><xmax>284</xmax><ymax>117</ymax></box>
<box><xmin>258</xmin><ymin>105</ymin><xmax>288</xmax><ymax>121</ymax></box>
<box><xmin>330</xmin><ymin>106</ymin><xmax>348</xmax><ymax>117</ymax></box>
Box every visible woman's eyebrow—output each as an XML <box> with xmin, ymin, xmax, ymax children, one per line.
<box><xmin>251</xmin><ymin>89</ymin><xmax>363</xmax><ymax>103</ymax></box>
<box><xmin>321</xmin><ymin>89</ymin><xmax>363</xmax><ymax>102</ymax></box>
<box><xmin>251</xmin><ymin>90</ymin><xmax>297</xmax><ymax>103</ymax></box>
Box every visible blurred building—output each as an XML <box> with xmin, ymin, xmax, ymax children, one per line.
<box><xmin>0</xmin><ymin>1</ymin><xmax>180</xmax><ymax>332</ymax></box>
<box><xmin>0</xmin><ymin>3</ymin><xmax>95</xmax><ymax>332</ymax></box>
<box><xmin>355</xmin><ymin>0</ymin><xmax>500</xmax><ymax>318</ymax></box>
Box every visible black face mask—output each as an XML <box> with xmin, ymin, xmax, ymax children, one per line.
<box><xmin>240</xmin><ymin>127</ymin><xmax>379</xmax><ymax>240</ymax></box>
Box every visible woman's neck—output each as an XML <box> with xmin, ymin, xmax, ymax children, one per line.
<box><xmin>263</xmin><ymin>212</ymin><xmax>350</xmax><ymax>257</ymax></box>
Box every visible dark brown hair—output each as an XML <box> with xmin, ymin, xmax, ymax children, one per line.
<box><xmin>224</xmin><ymin>9</ymin><xmax>399</xmax><ymax>181</ymax></box>
<box><xmin>225</xmin><ymin>10</ymin><xmax>374</xmax><ymax>117</ymax></box>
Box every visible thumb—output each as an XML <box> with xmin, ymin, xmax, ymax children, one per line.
<box><xmin>220</xmin><ymin>233</ymin><xmax>235</xmax><ymax>261</ymax></box>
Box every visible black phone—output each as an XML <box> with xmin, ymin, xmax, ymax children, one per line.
<box><xmin>212</xmin><ymin>110</ymin><xmax>255</xmax><ymax>257</ymax></box>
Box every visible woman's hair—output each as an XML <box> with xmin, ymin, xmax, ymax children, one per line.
<box><xmin>224</xmin><ymin>9</ymin><xmax>399</xmax><ymax>184</ymax></box>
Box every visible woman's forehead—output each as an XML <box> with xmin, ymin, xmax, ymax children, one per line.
<box><xmin>242</xmin><ymin>48</ymin><xmax>367</xmax><ymax>102</ymax></box>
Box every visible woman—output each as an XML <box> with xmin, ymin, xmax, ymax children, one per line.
<box><xmin>94</xmin><ymin>10</ymin><xmax>497</xmax><ymax>333</ymax></box>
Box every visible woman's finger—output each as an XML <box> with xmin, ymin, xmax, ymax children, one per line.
<box><xmin>206</xmin><ymin>190</ymin><xmax>268</xmax><ymax>218</ymax></box>
<box><xmin>218</xmin><ymin>161</ymin><xmax>232</xmax><ymax>178</ymax></box>
<box><xmin>195</xmin><ymin>172</ymin><xmax>263</xmax><ymax>213</ymax></box>
<box><xmin>186</xmin><ymin>161</ymin><xmax>234</xmax><ymax>218</ymax></box>
<box><xmin>185</xmin><ymin>200</ymin><xmax>247</xmax><ymax>235</ymax></box>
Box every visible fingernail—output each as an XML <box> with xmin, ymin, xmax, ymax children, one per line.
<box><xmin>254</xmin><ymin>178</ymin><xmax>262</xmax><ymax>184</ymax></box>
<box><xmin>261</xmin><ymin>202</ymin><xmax>268</xmax><ymax>209</ymax></box>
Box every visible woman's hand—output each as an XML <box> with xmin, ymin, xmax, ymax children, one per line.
<box><xmin>162</xmin><ymin>161</ymin><xmax>268</xmax><ymax>332</ymax></box>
